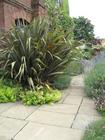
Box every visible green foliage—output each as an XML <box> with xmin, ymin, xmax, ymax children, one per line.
<box><xmin>95</xmin><ymin>96</ymin><xmax>105</xmax><ymax>117</ymax></box>
<box><xmin>82</xmin><ymin>119</ymin><xmax>105</xmax><ymax>140</ymax></box>
<box><xmin>0</xmin><ymin>18</ymin><xmax>74</xmax><ymax>89</ymax></box>
<box><xmin>45</xmin><ymin>0</ymin><xmax>74</xmax><ymax>40</ymax></box>
<box><xmin>84</xmin><ymin>63</ymin><xmax>105</xmax><ymax>98</ymax></box>
<box><xmin>69</xmin><ymin>61</ymin><xmax>83</xmax><ymax>76</ymax></box>
<box><xmin>73</xmin><ymin>17</ymin><xmax>95</xmax><ymax>44</ymax></box>
<box><xmin>81</xmin><ymin>47</ymin><xmax>94</xmax><ymax>60</ymax></box>
<box><xmin>52</xmin><ymin>65</ymin><xmax>71</xmax><ymax>89</ymax></box>
<box><xmin>0</xmin><ymin>79</ymin><xmax>21</xmax><ymax>103</ymax></box>
<box><xmin>21</xmin><ymin>85</ymin><xmax>61</xmax><ymax>106</ymax></box>
<box><xmin>61</xmin><ymin>0</ymin><xmax>69</xmax><ymax>15</ymax></box>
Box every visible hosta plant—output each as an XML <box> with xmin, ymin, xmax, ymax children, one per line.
<box><xmin>0</xmin><ymin>18</ymin><xmax>75</xmax><ymax>89</ymax></box>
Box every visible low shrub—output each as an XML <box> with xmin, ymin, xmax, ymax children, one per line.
<box><xmin>21</xmin><ymin>85</ymin><xmax>61</xmax><ymax>106</ymax></box>
<box><xmin>52</xmin><ymin>65</ymin><xmax>71</xmax><ymax>89</ymax></box>
<box><xmin>69</xmin><ymin>61</ymin><xmax>83</xmax><ymax>76</ymax></box>
<box><xmin>53</xmin><ymin>75</ymin><xmax>71</xmax><ymax>90</ymax></box>
<box><xmin>95</xmin><ymin>96</ymin><xmax>105</xmax><ymax>117</ymax></box>
<box><xmin>82</xmin><ymin>119</ymin><xmax>105</xmax><ymax>140</ymax></box>
<box><xmin>84</xmin><ymin>63</ymin><xmax>105</xmax><ymax>98</ymax></box>
<box><xmin>0</xmin><ymin>18</ymin><xmax>74</xmax><ymax>89</ymax></box>
<box><xmin>0</xmin><ymin>79</ymin><xmax>21</xmax><ymax>103</ymax></box>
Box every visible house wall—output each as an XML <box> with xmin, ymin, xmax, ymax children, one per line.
<box><xmin>3</xmin><ymin>2</ymin><xmax>32</xmax><ymax>31</ymax></box>
<box><xmin>0</xmin><ymin>1</ymin><xmax>5</xmax><ymax>31</ymax></box>
<box><xmin>0</xmin><ymin>0</ymin><xmax>45</xmax><ymax>31</ymax></box>
<box><xmin>19</xmin><ymin>0</ymin><xmax>32</xmax><ymax>7</ymax></box>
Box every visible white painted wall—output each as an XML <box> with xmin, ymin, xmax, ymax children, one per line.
<box><xmin>69</xmin><ymin>0</ymin><xmax>105</xmax><ymax>38</ymax></box>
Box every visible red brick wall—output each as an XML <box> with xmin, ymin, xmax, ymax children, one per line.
<box><xmin>0</xmin><ymin>1</ymin><xmax>5</xmax><ymax>31</ymax></box>
<box><xmin>32</xmin><ymin>0</ymin><xmax>46</xmax><ymax>17</ymax></box>
<box><xmin>18</xmin><ymin>0</ymin><xmax>32</xmax><ymax>7</ymax></box>
<box><xmin>0</xmin><ymin>0</ymin><xmax>45</xmax><ymax>31</ymax></box>
<box><xmin>3</xmin><ymin>2</ymin><xmax>32</xmax><ymax>31</ymax></box>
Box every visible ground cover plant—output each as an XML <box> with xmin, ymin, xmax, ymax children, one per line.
<box><xmin>21</xmin><ymin>85</ymin><xmax>61</xmax><ymax>105</ymax></box>
<box><xmin>0</xmin><ymin>79</ymin><xmax>21</xmax><ymax>103</ymax></box>
<box><xmin>95</xmin><ymin>96</ymin><xmax>105</xmax><ymax>117</ymax></box>
<box><xmin>0</xmin><ymin>78</ymin><xmax>61</xmax><ymax>105</ymax></box>
<box><xmin>84</xmin><ymin>63</ymin><xmax>105</xmax><ymax>98</ymax></box>
<box><xmin>82</xmin><ymin>119</ymin><xmax>105</xmax><ymax>140</ymax></box>
<box><xmin>84</xmin><ymin>63</ymin><xmax>105</xmax><ymax>116</ymax></box>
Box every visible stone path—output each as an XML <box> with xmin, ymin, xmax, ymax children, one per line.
<box><xmin>0</xmin><ymin>75</ymin><xmax>101</xmax><ymax>140</ymax></box>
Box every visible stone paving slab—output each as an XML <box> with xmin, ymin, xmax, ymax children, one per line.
<box><xmin>1</xmin><ymin>103</ymin><xmax>39</xmax><ymax>120</ymax></box>
<box><xmin>69</xmin><ymin>87</ymin><xmax>85</xmax><ymax>97</ymax></box>
<box><xmin>82</xmin><ymin>97</ymin><xmax>95</xmax><ymax>105</ymax></box>
<box><xmin>70</xmin><ymin>75</ymin><xmax>84</xmax><ymax>87</ymax></box>
<box><xmin>78</xmin><ymin>105</ymin><xmax>100</xmax><ymax>116</ymax></box>
<box><xmin>0</xmin><ymin>103</ymin><xmax>14</xmax><ymax>114</ymax></box>
<box><xmin>59</xmin><ymin>89</ymin><xmax>71</xmax><ymax>103</ymax></box>
<box><xmin>26</xmin><ymin>110</ymin><xmax>75</xmax><ymax>127</ymax></box>
<box><xmin>72</xmin><ymin>114</ymin><xmax>101</xmax><ymax>130</ymax></box>
<box><xmin>63</xmin><ymin>95</ymin><xmax>83</xmax><ymax>105</ymax></box>
<box><xmin>39</xmin><ymin>104</ymin><xmax>79</xmax><ymax>114</ymax></box>
<box><xmin>0</xmin><ymin>116</ymin><xmax>27</xmax><ymax>140</ymax></box>
<box><xmin>14</xmin><ymin>122</ymin><xmax>84</xmax><ymax>140</ymax></box>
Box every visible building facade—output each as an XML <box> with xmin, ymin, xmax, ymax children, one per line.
<box><xmin>0</xmin><ymin>0</ymin><xmax>69</xmax><ymax>31</ymax></box>
<box><xmin>0</xmin><ymin>0</ymin><xmax>45</xmax><ymax>31</ymax></box>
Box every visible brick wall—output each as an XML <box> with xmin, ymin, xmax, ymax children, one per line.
<box><xmin>0</xmin><ymin>0</ymin><xmax>5</xmax><ymax>31</ymax></box>
<box><xmin>0</xmin><ymin>0</ymin><xmax>45</xmax><ymax>31</ymax></box>
<box><xmin>3</xmin><ymin>2</ymin><xmax>32</xmax><ymax>31</ymax></box>
<box><xmin>18</xmin><ymin>0</ymin><xmax>32</xmax><ymax>7</ymax></box>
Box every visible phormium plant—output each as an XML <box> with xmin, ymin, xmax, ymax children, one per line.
<box><xmin>0</xmin><ymin>18</ymin><xmax>75</xmax><ymax>89</ymax></box>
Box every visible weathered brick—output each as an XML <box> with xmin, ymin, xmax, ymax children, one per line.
<box><xmin>0</xmin><ymin>0</ymin><xmax>45</xmax><ymax>31</ymax></box>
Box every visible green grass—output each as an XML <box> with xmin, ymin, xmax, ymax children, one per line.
<box><xmin>82</xmin><ymin>119</ymin><xmax>105</xmax><ymax>140</ymax></box>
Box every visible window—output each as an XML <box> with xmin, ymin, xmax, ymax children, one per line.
<box><xmin>15</xmin><ymin>18</ymin><xmax>29</xmax><ymax>27</ymax></box>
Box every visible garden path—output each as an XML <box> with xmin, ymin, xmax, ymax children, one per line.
<box><xmin>0</xmin><ymin>75</ymin><xmax>101</xmax><ymax>140</ymax></box>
